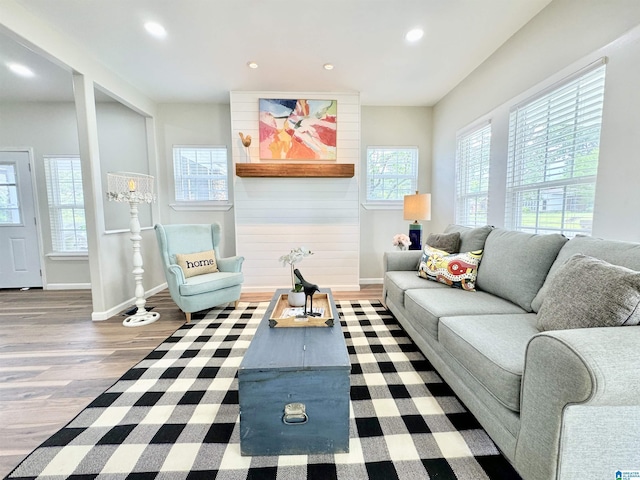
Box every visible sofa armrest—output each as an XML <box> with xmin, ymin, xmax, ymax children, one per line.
<box><xmin>217</xmin><ymin>255</ymin><xmax>245</xmax><ymax>273</ymax></box>
<box><xmin>516</xmin><ymin>327</ymin><xmax>640</xmax><ymax>480</ymax></box>
<box><xmin>383</xmin><ymin>251</ymin><xmax>422</xmax><ymax>272</ymax></box>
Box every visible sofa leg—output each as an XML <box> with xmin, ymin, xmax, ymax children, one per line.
<box><xmin>185</xmin><ymin>311</ymin><xmax>191</xmax><ymax>323</ymax></box>
<box><xmin>234</xmin><ymin>300</ymin><xmax>240</xmax><ymax>308</ymax></box>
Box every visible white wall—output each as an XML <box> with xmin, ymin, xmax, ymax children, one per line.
<box><xmin>0</xmin><ymin>101</ymin><xmax>91</xmax><ymax>287</ymax></box>
<box><xmin>1</xmin><ymin>0</ymin><xmax>163</xmax><ymax>319</ymax></box>
<box><xmin>97</xmin><ymin>101</ymin><xmax>152</xmax><ymax>232</ymax></box>
<box><xmin>431</xmin><ymin>0</ymin><xmax>640</xmax><ymax>241</ymax></box>
<box><xmin>230</xmin><ymin>92</ymin><xmax>360</xmax><ymax>292</ymax></box>
<box><xmin>359</xmin><ymin>106</ymin><xmax>432</xmax><ymax>282</ymax></box>
<box><xmin>154</xmin><ymin>103</ymin><xmax>236</xmax><ymax>257</ymax></box>
<box><xmin>0</xmin><ymin>101</ymin><xmax>165</xmax><ymax>297</ymax></box>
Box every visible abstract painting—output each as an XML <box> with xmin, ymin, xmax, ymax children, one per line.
<box><xmin>259</xmin><ymin>99</ymin><xmax>337</xmax><ymax>160</ymax></box>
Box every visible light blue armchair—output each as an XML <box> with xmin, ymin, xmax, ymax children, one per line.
<box><xmin>154</xmin><ymin>223</ymin><xmax>244</xmax><ymax>322</ymax></box>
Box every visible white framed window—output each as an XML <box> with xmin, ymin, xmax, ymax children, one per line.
<box><xmin>173</xmin><ymin>145</ymin><xmax>228</xmax><ymax>203</ymax></box>
<box><xmin>0</xmin><ymin>162</ymin><xmax>21</xmax><ymax>225</ymax></box>
<box><xmin>505</xmin><ymin>61</ymin><xmax>606</xmax><ymax>237</ymax></box>
<box><xmin>366</xmin><ymin>147</ymin><xmax>418</xmax><ymax>204</ymax></box>
<box><xmin>44</xmin><ymin>156</ymin><xmax>87</xmax><ymax>252</ymax></box>
<box><xmin>455</xmin><ymin>122</ymin><xmax>491</xmax><ymax>227</ymax></box>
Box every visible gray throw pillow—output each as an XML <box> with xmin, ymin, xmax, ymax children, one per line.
<box><xmin>536</xmin><ymin>254</ymin><xmax>640</xmax><ymax>331</ymax></box>
<box><xmin>425</xmin><ymin>232</ymin><xmax>460</xmax><ymax>253</ymax></box>
<box><xmin>444</xmin><ymin>224</ymin><xmax>493</xmax><ymax>252</ymax></box>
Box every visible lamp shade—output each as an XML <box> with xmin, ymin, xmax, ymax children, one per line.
<box><xmin>403</xmin><ymin>193</ymin><xmax>431</xmax><ymax>221</ymax></box>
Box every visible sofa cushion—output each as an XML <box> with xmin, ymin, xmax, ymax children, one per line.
<box><xmin>531</xmin><ymin>235</ymin><xmax>640</xmax><ymax>312</ymax></box>
<box><xmin>439</xmin><ymin>314</ymin><xmax>539</xmax><ymax>412</ymax></box>
<box><xmin>476</xmin><ymin>229</ymin><xmax>567</xmax><ymax>312</ymax></box>
<box><xmin>425</xmin><ymin>232</ymin><xmax>460</xmax><ymax>253</ymax></box>
<box><xmin>537</xmin><ymin>254</ymin><xmax>640</xmax><ymax>331</ymax></box>
<box><xmin>404</xmin><ymin>288</ymin><xmax>527</xmax><ymax>340</ymax></box>
<box><xmin>418</xmin><ymin>247</ymin><xmax>483</xmax><ymax>291</ymax></box>
<box><xmin>384</xmin><ymin>271</ymin><xmax>447</xmax><ymax>308</ymax></box>
<box><xmin>179</xmin><ymin>271</ymin><xmax>244</xmax><ymax>296</ymax></box>
<box><xmin>444</xmin><ymin>224</ymin><xmax>493</xmax><ymax>252</ymax></box>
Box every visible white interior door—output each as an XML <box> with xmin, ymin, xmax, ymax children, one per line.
<box><xmin>0</xmin><ymin>150</ymin><xmax>42</xmax><ymax>288</ymax></box>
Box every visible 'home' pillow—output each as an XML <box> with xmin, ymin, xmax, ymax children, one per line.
<box><xmin>418</xmin><ymin>245</ymin><xmax>483</xmax><ymax>291</ymax></box>
<box><xmin>176</xmin><ymin>250</ymin><xmax>219</xmax><ymax>278</ymax></box>
<box><xmin>536</xmin><ymin>254</ymin><xmax>640</xmax><ymax>331</ymax></box>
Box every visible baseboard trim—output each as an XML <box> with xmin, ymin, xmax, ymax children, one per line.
<box><xmin>45</xmin><ymin>283</ymin><xmax>92</xmax><ymax>290</ymax></box>
<box><xmin>91</xmin><ymin>282</ymin><xmax>168</xmax><ymax>321</ymax></box>
<box><xmin>360</xmin><ymin>278</ymin><xmax>383</xmax><ymax>285</ymax></box>
<box><xmin>241</xmin><ymin>284</ymin><xmax>361</xmax><ymax>293</ymax></box>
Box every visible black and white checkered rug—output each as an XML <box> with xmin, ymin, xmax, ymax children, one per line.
<box><xmin>7</xmin><ymin>300</ymin><xmax>520</xmax><ymax>480</ymax></box>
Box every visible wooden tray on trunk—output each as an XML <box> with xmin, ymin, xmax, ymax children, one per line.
<box><xmin>269</xmin><ymin>293</ymin><xmax>334</xmax><ymax>327</ymax></box>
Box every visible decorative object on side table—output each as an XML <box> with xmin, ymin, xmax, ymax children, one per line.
<box><xmin>393</xmin><ymin>233</ymin><xmax>411</xmax><ymax>251</ymax></box>
<box><xmin>279</xmin><ymin>246</ymin><xmax>313</xmax><ymax>306</ymax></box>
<box><xmin>403</xmin><ymin>191</ymin><xmax>431</xmax><ymax>250</ymax></box>
<box><xmin>107</xmin><ymin>172</ymin><xmax>160</xmax><ymax>327</ymax></box>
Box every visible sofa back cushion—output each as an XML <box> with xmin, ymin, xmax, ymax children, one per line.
<box><xmin>443</xmin><ymin>224</ymin><xmax>493</xmax><ymax>253</ymax></box>
<box><xmin>531</xmin><ymin>235</ymin><xmax>640</xmax><ymax>312</ymax></box>
<box><xmin>476</xmin><ymin>228</ymin><xmax>568</xmax><ymax>311</ymax></box>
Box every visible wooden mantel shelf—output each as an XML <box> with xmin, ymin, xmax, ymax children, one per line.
<box><xmin>236</xmin><ymin>163</ymin><xmax>354</xmax><ymax>178</ymax></box>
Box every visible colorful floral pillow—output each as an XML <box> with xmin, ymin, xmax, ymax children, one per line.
<box><xmin>418</xmin><ymin>246</ymin><xmax>483</xmax><ymax>291</ymax></box>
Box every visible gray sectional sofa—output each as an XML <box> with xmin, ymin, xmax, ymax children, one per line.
<box><xmin>383</xmin><ymin>225</ymin><xmax>640</xmax><ymax>480</ymax></box>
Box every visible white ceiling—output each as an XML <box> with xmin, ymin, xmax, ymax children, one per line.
<box><xmin>1</xmin><ymin>0</ymin><xmax>552</xmax><ymax>105</ymax></box>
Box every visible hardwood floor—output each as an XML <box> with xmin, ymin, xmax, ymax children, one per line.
<box><xmin>0</xmin><ymin>285</ymin><xmax>382</xmax><ymax>477</ymax></box>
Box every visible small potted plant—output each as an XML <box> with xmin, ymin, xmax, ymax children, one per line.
<box><xmin>279</xmin><ymin>246</ymin><xmax>313</xmax><ymax>306</ymax></box>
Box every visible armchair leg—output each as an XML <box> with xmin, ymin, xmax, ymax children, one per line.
<box><xmin>234</xmin><ymin>300</ymin><xmax>240</xmax><ymax>308</ymax></box>
<box><xmin>185</xmin><ymin>311</ymin><xmax>191</xmax><ymax>323</ymax></box>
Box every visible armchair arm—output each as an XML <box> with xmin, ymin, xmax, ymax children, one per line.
<box><xmin>383</xmin><ymin>250</ymin><xmax>422</xmax><ymax>272</ymax></box>
<box><xmin>516</xmin><ymin>327</ymin><xmax>640</xmax><ymax>480</ymax></box>
<box><xmin>167</xmin><ymin>264</ymin><xmax>186</xmax><ymax>286</ymax></box>
<box><xmin>217</xmin><ymin>255</ymin><xmax>245</xmax><ymax>273</ymax></box>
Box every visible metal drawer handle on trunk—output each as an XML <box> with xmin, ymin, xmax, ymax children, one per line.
<box><xmin>283</xmin><ymin>403</ymin><xmax>308</xmax><ymax>425</ymax></box>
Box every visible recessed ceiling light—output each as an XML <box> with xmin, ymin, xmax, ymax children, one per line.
<box><xmin>323</xmin><ymin>63</ymin><xmax>334</xmax><ymax>71</ymax></box>
<box><xmin>144</xmin><ymin>21</ymin><xmax>167</xmax><ymax>38</ymax></box>
<box><xmin>7</xmin><ymin>62</ymin><xmax>34</xmax><ymax>78</ymax></box>
<box><xmin>405</xmin><ymin>28</ymin><xmax>424</xmax><ymax>43</ymax></box>
<box><xmin>247</xmin><ymin>61</ymin><xmax>259</xmax><ymax>69</ymax></box>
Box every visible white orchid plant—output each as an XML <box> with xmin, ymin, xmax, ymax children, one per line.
<box><xmin>393</xmin><ymin>233</ymin><xmax>411</xmax><ymax>250</ymax></box>
<box><xmin>279</xmin><ymin>246</ymin><xmax>313</xmax><ymax>292</ymax></box>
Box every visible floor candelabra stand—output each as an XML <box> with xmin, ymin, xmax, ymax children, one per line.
<box><xmin>107</xmin><ymin>172</ymin><xmax>160</xmax><ymax>327</ymax></box>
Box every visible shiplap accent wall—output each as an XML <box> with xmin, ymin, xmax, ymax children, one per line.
<box><xmin>230</xmin><ymin>91</ymin><xmax>360</xmax><ymax>292</ymax></box>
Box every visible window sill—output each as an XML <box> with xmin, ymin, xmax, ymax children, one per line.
<box><xmin>170</xmin><ymin>202</ymin><xmax>233</xmax><ymax>212</ymax></box>
<box><xmin>361</xmin><ymin>203</ymin><xmax>403</xmax><ymax>211</ymax></box>
<box><xmin>46</xmin><ymin>252</ymin><xmax>89</xmax><ymax>261</ymax></box>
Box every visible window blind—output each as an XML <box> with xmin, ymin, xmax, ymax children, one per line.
<box><xmin>44</xmin><ymin>156</ymin><xmax>87</xmax><ymax>252</ymax></box>
<box><xmin>455</xmin><ymin>122</ymin><xmax>491</xmax><ymax>227</ymax></box>
<box><xmin>505</xmin><ymin>62</ymin><xmax>606</xmax><ymax>236</ymax></box>
<box><xmin>366</xmin><ymin>147</ymin><xmax>418</xmax><ymax>202</ymax></box>
<box><xmin>173</xmin><ymin>146</ymin><xmax>228</xmax><ymax>202</ymax></box>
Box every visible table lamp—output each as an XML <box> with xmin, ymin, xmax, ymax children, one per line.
<box><xmin>403</xmin><ymin>191</ymin><xmax>431</xmax><ymax>250</ymax></box>
<box><xmin>107</xmin><ymin>171</ymin><xmax>160</xmax><ymax>327</ymax></box>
